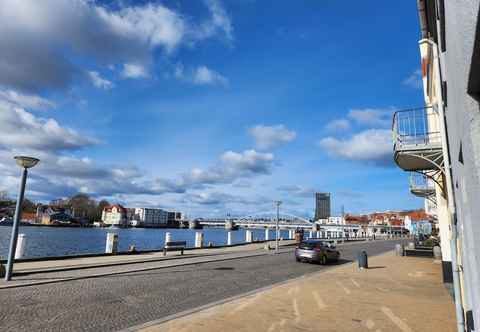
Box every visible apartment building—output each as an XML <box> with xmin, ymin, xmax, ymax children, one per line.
<box><xmin>393</xmin><ymin>1</ymin><xmax>480</xmax><ymax>329</ymax></box>
<box><xmin>133</xmin><ymin>208</ymin><xmax>169</xmax><ymax>227</ymax></box>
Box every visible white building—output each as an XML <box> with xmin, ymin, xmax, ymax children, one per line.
<box><xmin>134</xmin><ymin>208</ymin><xmax>169</xmax><ymax>227</ymax></box>
<box><xmin>102</xmin><ymin>204</ymin><xmax>127</xmax><ymax>226</ymax></box>
<box><xmin>316</xmin><ymin>216</ymin><xmax>344</xmax><ymax>225</ymax></box>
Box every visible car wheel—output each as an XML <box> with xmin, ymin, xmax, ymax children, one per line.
<box><xmin>295</xmin><ymin>257</ymin><xmax>301</xmax><ymax>262</ymax></box>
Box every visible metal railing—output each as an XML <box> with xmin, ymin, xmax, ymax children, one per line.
<box><xmin>409</xmin><ymin>172</ymin><xmax>435</xmax><ymax>192</ymax></box>
<box><xmin>392</xmin><ymin>106</ymin><xmax>442</xmax><ymax>149</ymax></box>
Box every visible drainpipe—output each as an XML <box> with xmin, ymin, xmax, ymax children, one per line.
<box><xmin>426</xmin><ymin>37</ymin><xmax>465</xmax><ymax>332</ymax></box>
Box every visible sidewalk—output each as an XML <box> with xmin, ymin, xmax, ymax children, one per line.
<box><xmin>131</xmin><ymin>252</ymin><xmax>456</xmax><ymax>332</ymax></box>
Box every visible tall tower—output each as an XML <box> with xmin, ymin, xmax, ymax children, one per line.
<box><xmin>314</xmin><ymin>193</ymin><xmax>331</xmax><ymax>220</ymax></box>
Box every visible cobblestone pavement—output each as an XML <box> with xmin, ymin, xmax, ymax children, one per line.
<box><xmin>0</xmin><ymin>240</ymin><xmax>402</xmax><ymax>332</ymax></box>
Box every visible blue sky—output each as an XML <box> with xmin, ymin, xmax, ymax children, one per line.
<box><xmin>0</xmin><ymin>0</ymin><xmax>425</xmax><ymax>218</ymax></box>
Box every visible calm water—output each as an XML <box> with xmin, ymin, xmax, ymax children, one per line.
<box><xmin>0</xmin><ymin>226</ymin><xmax>290</xmax><ymax>259</ymax></box>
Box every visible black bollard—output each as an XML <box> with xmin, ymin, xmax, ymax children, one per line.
<box><xmin>358</xmin><ymin>250</ymin><xmax>368</xmax><ymax>269</ymax></box>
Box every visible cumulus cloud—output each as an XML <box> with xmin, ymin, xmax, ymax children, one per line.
<box><xmin>318</xmin><ymin>129</ymin><xmax>393</xmax><ymax>166</ymax></box>
<box><xmin>88</xmin><ymin>71</ymin><xmax>114</xmax><ymax>89</ymax></box>
<box><xmin>192</xmin><ymin>66</ymin><xmax>228</xmax><ymax>86</ymax></box>
<box><xmin>182</xmin><ymin>150</ymin><xmax>275</xmax><ymax>187</ymax></box>
<box><xmin>0</xmin><ymin>0</ymin><xmax>232</xmax><ymax>91</ymax></box>
<box><xmin>248</xmin><ymin>124</ymin><xmax>296</xmax><ymax>150</ymax></box>
<box><xmin>325</xmin><ymin>119</ymin><xmax>350</xmax><ymax>132</ymax></box>
<box><xmin>121</xmin><ymin>63</ymin><xmax>150</xmax><ymax>79</ymax></box>
<box><xmin>403</xmin><ymin>69</ymin><xmax>422</xmax><ymax>89</ymax></box>
<box><xmin>0</xmin><ymin>105</ymin><xmax>99</xmax><ymax>152</ymax></box>
<box><xmin>347</xmin><ymin>108</ymin><xmax>392</xmax><ymax>128</ymax></box>
<box><xmin>0</xmin><ymin>89</ymin><xmax>55</xmax><ymax>111</ymax></box>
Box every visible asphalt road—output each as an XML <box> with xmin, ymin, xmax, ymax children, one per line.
<box><xmin>0</xmin><ymin>239</ymin><xmax>403</xmax><ymax>332</ymax></box>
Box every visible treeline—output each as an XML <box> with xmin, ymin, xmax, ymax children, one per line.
<box><xmin>0</xmin><ymin>193</ymin><xmax>110</xmax><ymax>223</ymax></box>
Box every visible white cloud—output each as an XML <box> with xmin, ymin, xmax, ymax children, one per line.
<box><xmin>88</xmin><ymin>71</ymin><xmax>114</xmax><ymax>89</ymax></box>
<box><xmin>192</xmin><ymin>66</ymin><xmax>228</xmax><ymax>86</ymax></box>
<box><xmin>121</xmin><ymin>63</ymin><xmax>149</xmax><ymax>79</ymax></box>
<box><xmin>403</xmin><ymin>69</ymin><xmax>422</xmax><ymax>89</ymax></box>
<box><xmin>318</xmin><ymin>129</ymin><xmax>393</xmax><ymax>166</ymax></box>
<box><xmin>182</xmin><ymin>150</ymin><xmax>275</xmax><ymax>187</ymax></box>
<box><xmin>196</xmin><ymin>0</ymin><xmax>233</xmax><ymax>41</ymax></box>
<box><xmin>0</xmin><ymin>104</ymin><xmax>99</xmax><ymax>152</ymax></box>
<box><xmin>0</xmin><ymin>0</ymin><xmax>232</xmax><ymax>91</ymax></box>
<box><xmin>347</xmin><ymin>108</ymin><xmax>392</xmax><ymax>128</ymax></box>
<box><xmin>248</xmin><ymin>124</ymin><xmax>296</xmax><ymax>150</ymax></box>
<box><xmin>0</xmin><ymin>89</ymin><xmax>55</xmax><ymax>111</ymax></box>
<box><xmin>325</xmin><ymin>119</ymin><xmax>350</xmax><ymax>132</ymax></box>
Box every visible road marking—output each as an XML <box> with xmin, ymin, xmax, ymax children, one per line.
<box><xmin>292</xmin><ymin>298</ymin><xmax>301</xmax><ymax>323</ymax></box>
<box><xmin>336</xmin><ymin>281</ymin><xmax>352</xmax><ymax>295</ymax></box>
<box><xmin>312</xmin><ymin>291</ymin><xmax>327</xmax><ymax>310</ymax></box>
<box><xmin>350</xmin><ymin>278</ymin><xmax>360</xmax><ymax>288</ymax></box>
<box><xmin>381</xmin><ymin>306</ymin><xmax>413</xmax><ymax>332</ymax></box>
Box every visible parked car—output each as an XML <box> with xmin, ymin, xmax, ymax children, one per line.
<box><xmin>295</xmin><ymin>240</ymin><xmax>340</xmax><ymax>264</ymax></box>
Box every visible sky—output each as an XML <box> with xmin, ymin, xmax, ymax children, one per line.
<box><xmin>0</xmin><ymin>0</ymin><xmax>426</xmax><ymax>218</ymax></box>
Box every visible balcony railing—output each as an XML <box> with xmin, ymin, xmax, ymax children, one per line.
<box><xmin>392</xmin><ymin>106</ymin><xmax>442</xmax><ymax>150</ymax></box>
<box><xmin>409</xmin><ymin>172</ymin><xmax>435</xmax><ymax>196</ymax></box>
<box><xmin>392</xmin><ymin>107</ymin><xmax>444</xmax><ymax>172</ymax></box>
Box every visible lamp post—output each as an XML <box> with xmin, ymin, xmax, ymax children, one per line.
<box><xmin>275</xmin><ymin>201</ymin><xmax>282</xmax><ymax>253</ymax></box>
<box><xmin>5</xmin><ymin>156</ymin><xmax>39</xmax><ymax>281</ymax></box>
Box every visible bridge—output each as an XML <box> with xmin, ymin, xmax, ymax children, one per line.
<box><xmin>196</xmin><ymin>211</ymin><xmax>406</xmax><ymax>236</ymax></box>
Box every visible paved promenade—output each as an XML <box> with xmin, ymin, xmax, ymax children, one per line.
<box><xmin>0</xmin><ymin>240</ymin><xmax>401</xmax><ymax>331</ymax></box>
<box><xmin>130</xmin><ymin>252</ymin><xmax>456</xmax><ymax>332</ymax></box>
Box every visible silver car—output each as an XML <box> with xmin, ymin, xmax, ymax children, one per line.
<box><xmin>295</xmin><ymin>240</ymin><xmax>340</xmax><ymax>264</ymax></box>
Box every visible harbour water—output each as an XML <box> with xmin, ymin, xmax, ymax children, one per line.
<box><xmin>0</xmin><ymin>226</ymin><xmax>289</xmax><ymax>259</ymax></box>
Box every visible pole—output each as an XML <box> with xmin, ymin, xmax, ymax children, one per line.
<box><xmin>275</xmin><ymin>201</ymin><xmax>281</xmax><ymax>253</ymax></box>
<box><xmin>5</xmin><ymin>168</ymin><xmax>28</xmax><ymax>281</ymax></box>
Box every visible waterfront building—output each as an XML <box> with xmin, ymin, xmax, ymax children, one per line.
<box><xmin>102</xmin><ymin>204</ymin><xmax>127</xmax><ymax>226</ymax></box>
<box><xmin>314</xmin><ymin>192</ymin><xmax>331</xmax><ymax>220</ymax></box>
<box><xmin>37</xmin><ymin>205</ymin><xmax>74</xmax><ymax>225</ymax></box>
<box><xmin>133</xmin><ymin>208</ymin><xmax>169</xmax><ymax>227</ymax></box>
<box><xmin>392</xmin><ymin>1</ymin><xmax>480</xmax><ymax>328</ymax></box>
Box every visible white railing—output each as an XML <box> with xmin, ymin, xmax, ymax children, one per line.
<box><xmin>392</xmin><ymin>107</ymin><xmax>442</xmax><ymax>149</ymax></box>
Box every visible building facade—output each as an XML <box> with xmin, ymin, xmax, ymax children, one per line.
<box><xmin>314</xmin><ymin>193</ymin><xmax>331</xmax><ymax>220</ymax></box>
<box><xmin>102</xmin><ymin>204</ymin><xmax>127</xmax><ymax>226</ymax></box>
<box><xmin>393</xmin><ymin>1</ymin><xmax>480</xmax><ymax>329</ymax></box>
<box><xmin>133</xmin><ymin>208</ymin><xmax>169</xmax><ymax>227</ymax></box>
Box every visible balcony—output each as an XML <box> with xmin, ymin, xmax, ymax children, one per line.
<box><xmin>409</xmin><ymin>172</ymin><xmax>436</xmax><ymax>200</ymax></box>
<box><xmin>392</xmin><ymin>107</ymin><xmax>443</xmax><ymax>172</ymax></box>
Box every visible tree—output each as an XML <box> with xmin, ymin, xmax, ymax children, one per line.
<box><xmin>96</xmin><ymin>200</ymin><xmax>110</xmax><ymax>221</ymax></box>
<box><xmin>69</xmin><ymin>193</ymin><xmax>97</xmax><ymax>222</ymax></box>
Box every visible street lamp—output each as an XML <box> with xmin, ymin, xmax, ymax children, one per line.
<box><xmin>275</xmin><ymin>201</ymin><xmax>282</xmax><ymax>253</ymax></box>
<box><xmin>5</xmin><ymin>156</ymin><xmax>39</xmax><ymax>281</ymax></box>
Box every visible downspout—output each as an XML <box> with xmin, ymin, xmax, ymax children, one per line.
<box><xmin>426</xmin><ymin>37</ymin><xmax>465</xmax><ymax>332</ymax></box>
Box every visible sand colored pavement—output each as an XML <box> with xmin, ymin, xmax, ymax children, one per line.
<box><xmin>136</xmin><ymin>252</ymin><xmax>456</xmax><ymax>332</ymax></box>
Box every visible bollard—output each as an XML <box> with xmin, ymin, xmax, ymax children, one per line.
<box><xmin>316</xmin><ymin>231</ymin><xmax>320</xmax><ymax>238</ymax></box>
<box><xmin>0</xmin><ymin>262</ymin><xmax>4</xmax><ymax>278</ymax></box>
<box><xmin>265</xmin><ymin>228</ymin><xmax>270</xmax><ymax>241</ymax></box>
<box><xmin>105</xmin><ymin>233</ymin><xmax>118</xmax><ymax>254</ymax></box>
<box><xmin>195</xmin><ymin>232</ymin><xmax>203</xmax><ymax>248</ymax></box>
<box><xmin>358</xmin><ymin>250</ymin><xmax>368</xmax><ymax>269</ymax></box>
<box><xmin>165</xmin><ymin>232</ymin><xmax>172</xmax><ymax>244</ymax></box>
<box><xmin>15</xmin><ymin>234</ymin><xmax>26</xmax><ymax>259</ymax></box>
<box><xmin>309</xmin><ymin>231</ymin><xmax>313</xmax><ymax>239</ymax></box>
<box><xmin>227</xmin><ymin>231</ymin><xmax>232</xmax><ymax>245</ymax></box>
<box><xmin>245</xmin><ymin>230</ymin><xmax>253</xmax><ymax>243</ymax></box>
<box><xmin>395</xmin><ymin>244</ymin><xmax>404</xmax><ymax>256</ymax></box>
<box><xmin>433</xmin><ymin>245</ymin><xmax>442</xmax><ymax>260</ymax></box>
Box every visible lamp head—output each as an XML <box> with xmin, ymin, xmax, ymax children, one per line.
<box><xmin>14</xmin><ymin>156</ymin><xmax>40</xmax><ymax>169</ymax></box>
